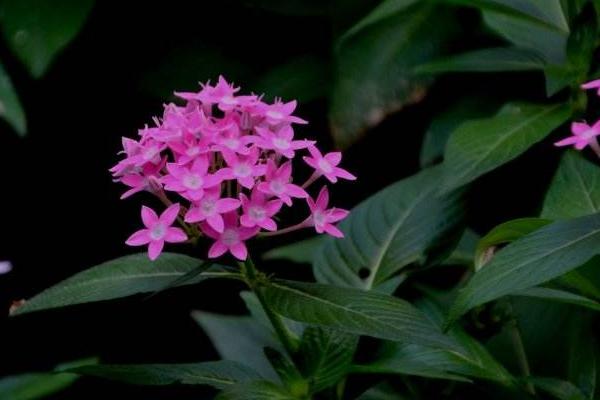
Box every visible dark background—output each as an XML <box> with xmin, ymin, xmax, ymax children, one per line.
<box><xmin>0</xmin><ymin>1</ymin><xmax>569</xmax><ymax>398</ymax></box>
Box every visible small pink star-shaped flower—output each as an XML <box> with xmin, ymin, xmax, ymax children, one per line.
<box><xmin>581</xmin><ymin>79</ymin><xmax>600</xmax><ymax>95</ymax></box>
<box><xmin>555</xmin><ymin>121</ymin><xmax>600</xmax><ymax>150</ymax></box>
<box><xmin>254</xmin><ymin>125</ymin><xmax>314</xmax><ymax>158</ymax></box>
<box><xmin>257</xmin><ymin>160</ymin><xmax>307</xmax><ymax>206</ymax></box>
<box><xmin>169</xmin><ymin>132</ymin><xmax>212</xmax><ymax>166</ymax></box>
<box><xmin>216</xmin><ymin>148</ymin><xmax>266</xmax><ymax>189</ymax></box>
<box><xmin>185</xmin><ymin>188</ymin><xmax>241</xmax><ymax>233</ymax></box>
<box><xmin>239</xmin><ymin>189</ymin><xmax>283</xmax><ymax>231</ymax></box>
<box><xmin>303</xmin><ymin>146</ymin><xmax>356</xmax><ymax>183</ymax></box>
<box><xmin>163</xmin><ymin>156</ymin><xmax>221</xmax><ymax>201</ymax></box>
<box><xmin>119</xmin><ymin>157</ymin><xmax>166</xmax><ymax>199</ymax></box>
<box><xmin>256</xmin><ymin>99</ymin><xmax>307</xmax><ymax>125</ymax></box>
<box><xmin>306</xmin><ymin>186</ymin><xmax>349</xmax><ymax>238</ymax></box>
<box><xmin>201</xmin><ymin>212</ymin><xmax>259</xmax><ymax>260</ymax></box>
<box><xmin>126</xmin><ymin>204</ymin><xmax>188</xmax><ymax>260</ymax></box>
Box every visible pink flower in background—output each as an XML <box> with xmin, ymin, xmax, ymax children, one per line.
<box><xmin>258</xmin><ymin>160</ymin><xmax>307</xmax><ymax>206</ymax></box>
<box><xmin>306</xmin><ymin>187</ymin><xmax>349</xmax><ymax>238</ymax></box>
<box><xmin>201</xmin><ymin>212</ymin><xmax>259</xmax><ymax>260</ymax></box>
<box><xmin>113</xmin><ymin>76</ymin><xmax>355</xmax><ymax>261</ymax></box>
<box><xmin>240</xmin><ymin>189</ymin><xmax>283</xmax><ymax>231</ymax></box>
<box><xmin>303</xmin><ymin>146</ymin><xmax>356</xmax><ymax>183</ymax></box>
<box><xmin>581</xmin><ymin>79</ymin><xmax>600</xmax><ymax>95</ymax></box>
<box><xmin>185</xmin><ymin>188</ymin><xmax>241</xmax><ymax>232</ymax></box>
<box><xmin>126</xmin><ymin>204</ymin><xmax>188</xmax><ymax>260</ymax></box>
<box><xmin>554</xmin><ymin>121</ymin><xmax>600</xmax><ymax>150</ymax></box>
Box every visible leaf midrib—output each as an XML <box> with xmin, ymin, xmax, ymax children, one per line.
<box><xmin>447</xmin><ymin>103</ymin><xmax>564</xmax><ymax>189</ymax></box>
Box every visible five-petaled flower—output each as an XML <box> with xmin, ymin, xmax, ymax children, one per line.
<box><xmin>305</xmin><ymin>186</ymin><xmax>349</xmax><ymax>238</ymax></box>
<box><xmin>555</xmin><ymin>121</ymin><xmax>600</xmax><ymax>151</ymax></box>
<box><xmin>126</xmin><ymin>204</ymin><xmax>188</xmax><ymax>260</ymax></box>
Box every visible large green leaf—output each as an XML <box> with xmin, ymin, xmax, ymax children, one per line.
<box><xmin>530</xmin><ymin>377</ymin><xmax>587</xmax><ymax>400</ymax></box>
<box><xmin>0</xmin><ymin>0</ymin><xmax>95</xmax><ymax>77</ymax></box>
<box><xmin>192</xmin><ymin>311</ymin><xmax>278</xmax><ymax>380</ymax></box>
<box><xmin>262</xmin><ymin>236</ymin><xmax>324</xmax><ymax>265</ymax></box>
<box><xmin>12</xmin><ymin>253</ymin><xmax>235</xmax><ymax>315</ymax></box>
<box><xmin>474</xmin><ymin>218</ymin><xmax>552</xmax><ymax>270</ymax></box>
<box><xmin>0</xmin><ymin>373</ymin><xmax>78</xmax><ymax>400</ymax></box>
<box><xmin>313</xmin><ymin>167</ymin><xmax>464</xmax><ymax>290</ymax></box>
<box><xmin>67</xmin><ymin>361</ymin><xmax>260</xmax><ymax>389</ymax></box>
<box><xmin>542</xmin><ymin>151</ymin><xmax>600</xmax><ymax>220</ymax></box>
<box><xmin>420</xmin><ymin>98</ymin><xmax>500</xmax><ymax>167</ymax></box>
<box><xmin>216</xmin><ymin>380</ymin><xmax>297</xmax><ymax>400</ymax></box>
<box><xmin>511</xmin><ymin>287</ymin><xmax>600</xmax><ymax>311</ymax></box>
<box><xmin>251</xmin><ymin>55</ymin><xmax>328</xmax><ymax>103</ymax></box>
<box><xmin>298</xmin><ymin>327</ymin><xmax>358</xmax><ymax>392</ymax></box>
<box><xmin>416</xmin><ymin>47</ymin><xmax>546</xmax><ymax>74</ymax></box>
<box><xmin>330</xmin><ymin>2</ymin><xmax>457</xmax><ymax>147</ymax></box>
<box><xmin>449</xmin><ymin>213</ymin><xmax>600</xmax><ymax>323</ymax></box>
<box><xmin>260</xmin><ymin>280</ymin><xmax>457</xmax><ymax>350</ymax></box>
<box><xmin>441</xmin><ymin>102</ymin><xmax>572</xmax><ymax>192</ymax></box>
<box><xmin>567</xmin><ymin>313</ymin><xmax>597</xmax><ymax>399</ymax></box>
<box><xmin>0</xmin><ymin>61</ymin><xmax>26</xmax><ymax>136</ymax></box>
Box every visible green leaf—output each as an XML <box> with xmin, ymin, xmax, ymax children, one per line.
<box><xmin>251</xmin><ymin>55</ymin><xmax>328</xmax><ymax>103</ymax></box>
<box><xmin>441</xmin><ymin>102</ymin><xmax>572</xmax><ymax>192</ymax></box>
<box><xmin>511</xmin><ymin>287</ymin><xmax>600</xmax><ymax>311</ymax></box>
<box><xmin>567</xmin><ymin>313</ymin><xmax>597</xmax><ymax>399</ymax></box>
<box><xmin>298</xmin><ymin>327</ymin><xmax>358</xmax><ymax>392</ymax></box>
<box><xmin>262</xmin><ymin>236</ymin><xmax>324</xmax><ymax>264</ymax></box>
<box><xmin>443</xmin><ymin>229</ymin><xmax>480</xmax><ymax>267</ymax></box>
<box><xmin>263</xmin><ymin>348</ymin><xmax>308</xmax><ymax>396</ymax></box>
<box><xmin>416</xmin><ymin>47</ymin><xmax>546</xmax><ymax>74</ymax></box>
<box><xmin>542</xmin><ymin>151</ymin><xmax>600</xmax><ymax>220</ymax></box>
<box><xmin>0</xmin><ymin>373</ymin><xmax>78</xmax><ymax>400</ymax></box>
<box><xmin>357</xmin><ymin>383</ymin><xmax>410</xmax><ymax>399</ymax></box>
<box><xmin>192</xmin><ymin>311</ymin><xmax>279</xmax><ymax>380</ymax></box>
<box><xmin>338</xmin><ymin>0</ymin><xmax>419</xmax><ymax>44</ymax></box>
<box><xmin>449</xmin><ymin>213</ymin><xmax>600</xmax><ymax>323</ymax></box>
<box><xmin>12</xmin><ymin>253</ymin><xmax>235</xmax><ymax>315</ymax></box>
<box><xmin>0</xmin><ymin>61</ymin><xmax>26</xmax><ymax>136</ymax></box>
<box><xmin>216</xmin><ymin>380</ymin><xmax>297</xmax><ymax>400</ymax></box>
<box><xmin>330</xmin><ymin>2</ymin><xmax>457</xmax><ymax>147</ymax></box>
<box><xmin>475</xmin><ymin>217</ymin><xmax>552</xmax><ymax>270</ymax></box>
<box><xmin>0</xmin><ymin>0</ymin><xmax>95</xmax><ymax>77</ymax></box>
<box><xmin>313</xmin><ymin>167</ymin><xmax>465</xmax><ymax>291</ymax></box>
<box><xmin>529</xmin><ymin>377</ymin><xmax>587</xmax><ymax>400</ymax></box>
<box><xmin>420</xmin><ymin>98</ymin><xmax>500</xmax><ymax>167</ymax></box>
<box><xmin>67</xmin><ymin>361</ymin><xmax>260</xmax><ymax>389</ymax></box>
<box><xmin>260</xmin><ymin>280</ymin><xmax>457</xmax><ymax>350</ymax></box>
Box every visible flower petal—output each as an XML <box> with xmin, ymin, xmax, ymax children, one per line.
<box><xmin>160</xmin><ymin>203</ymin><xmax>181</xmax><ymax>225</ymax></box>
<box><xmin>165</xmin><ymin>227</ymin><xmax>187</xmax><ymax>243</ymax></box>
<box><xmin>141</xmin><ymin>206</ymin><xmax>159</xmax><ymax>228</ymax></box>
<box><xmin>126</xmin><ymin>229</ymin><xmax>151</xmax><ymax>246</ymax></box>
<box><xmin>148</xmin><ymin>240</ymin><xmax>165</xmax><ymax>260</ymax></box>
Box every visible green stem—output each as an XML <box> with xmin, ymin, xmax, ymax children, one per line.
<box><xmin>506</xmin><ymin>301</ymin><xmax>535</xmax><ymax>395</ymax></box>
<box><xmin>241</xmin><ymin>258</ymin><xmax>300</xmax><ymax>356</ymax></box>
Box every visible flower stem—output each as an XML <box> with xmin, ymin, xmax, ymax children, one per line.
<box><xmin>506</xmin><ymin>301</ymin><xmax>535</xmax><ymax>395</ymax></box>
<box><xmin>241</xmin><ymin>258</ymin><xmax>299</xmax><ymax>356</ymax></box>
<box><xmin>301</xmin><ymin>171</ymin><xmax>320</xmax><ymax>189</ymax></box>
<box><xmin>590</xmin><ymin>138</ymin><xmax>600</xmax><ymax>159</ymax></box>
<box><xmin>259</xmin><ymin>220</ymin><xmax>311</xmax><ymax>237</ymax></box>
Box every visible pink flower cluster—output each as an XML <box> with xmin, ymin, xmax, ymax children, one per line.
<box><xmin>111</xmin><ymin>76</ymin><xmax>355</xmax><ymax>260</ymax></box>
<box><xmin>555</xmin><ymin>79</ymin><xmax>600</xmax><ymax>156</ymax></box>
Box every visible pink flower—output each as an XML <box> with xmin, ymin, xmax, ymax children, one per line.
<box><xmin>254</xmin><ymin>125</ymin><xmax>313</xmax><ymax>158</ymax></box>
<box><xmin>169</xmin><ymin>132</ymin><xmax>212</xmax><ymax>165</ymax></box>
<box><xmin>581</xmin><ymin>79</ymin><xmax>600</xmax><ymax>95</ymax></box>
<box><xmin>119</xmin><ymin>158</ymin><xmax>166</xmax><ymax>199</ymax></box>
<box><xmin>185</xmin><ymin>188</ymin><xmax>241</xmax><ymax>232</ymax></box>
<box><xmin>216</xmin><ymin>148</ymin><xmax>266</xmax><ymax>189</ymax></box>
<box><xmin>163</xmin><ymin>157</ymin><xmax>220</xmax><ymax>201</ymax></box>
<box><xmin>126</xmin><ymin>204</ymin><xmax>188</xmax><ymax>260</ymax></box>
<box><xmin>201</xmin><ymin>212</ymin><xmax>259</xmax><ymax>260</ymax></box>
<box><xmin>256</xmin><ymin>100</ymin><xmax>307</xmax><ymax>125</ymax></box>
<box><xmin>257</xmin><ymin>160</ymin><xmax>307</xmax><ymax>206</ymax></box>
<box><xmin>303</xmin><ymin>146</ymin><xmax>356</xmax><ymax>183</ymax></box>
<box><xmin>212</xmin><ymin>121</ymin><xmax>255</xmax><ymax>154</ymax></box>
<box><xmin>306</xmin><ymin>187</ymin><xmax>349</xmax><ymax>238</ymax></box>
<box><xmin>554</xmin><ymin>121</ymin><xmax>600</xmax><ymax>150</ymax></box>
<box><xmin>240</xmin><ymin>189</ymin><xmax>283</xmax><ymax>231</ymax></box>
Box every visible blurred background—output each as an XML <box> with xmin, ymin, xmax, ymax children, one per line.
<box><xmin>0</xmin><ymin>0</ymin><xmax>579</xmax><ymax>398</ymax></box>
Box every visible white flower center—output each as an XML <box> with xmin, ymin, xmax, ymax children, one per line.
<box><xmin>221</xmin><ymin>229</ymin><xmax>239</xmax><ymax>246</ymax></box>
<box><xmin>223</xmin><ymin>138</ymin><xmax>240</xmax><ymax>149</ymax></box>
<box><xmin>234</xmin><ymin>163</ymin><xmax>252</xmax><ymax>177</ymax></box>
<box><xmin>183</xmin><ymin>173</ymin><xmax>203</xmax><ymax>189</ymax></box>
<box><xmin>269</xmin><ymin>180</ymin><xmax>285</xmax><ymax>194</ymax></box>
<box><xmin>150</xmin><ymin>223</ymin><xmax>166</xmax><ymax>240</ymax></box>
<box><xmin>186</xmin><ymin>146</ymin><xmax>200</xmax><ymax>156</ymax></box>
<box><xmin>318</xmin><ymin>159</ymin><xmax>333</xmax><ymax>173</ymax></box>
<box><xmin>143</xmin><ymin>146</ymin><xmax>159</xmax><ymax>161</ymax></box>
<box><xmin>273</xmin><ymin>137</ymin><xmax>290</xmax><ymax>149</ymax></box>
<box><xmin>221</xmin><ymin>96</ymin><xmax>237</xmax><ymax>105</ymax></box>
<box><xmin>582</xmin><ymin>129</ymin><xmax>598</xmax><ymax>139</ymax></box>
<box><xmin>266</xmin><ymin>110</ymin><xmax>283</xmax><ymax>120</ymax></box>
<box><xmin>249</xmin><ymin>206</ymin><xmax>266</xmax><ymax>221</ymax></box>
<box><xmin>313</xmin><ymin>211</ymin><xmax>326</xmax><ymax>227</ymax></box>
<box><xmin>201</xmin><ymin>198</ymin><xmax>216</xmax><ymax>215</ymax></box>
